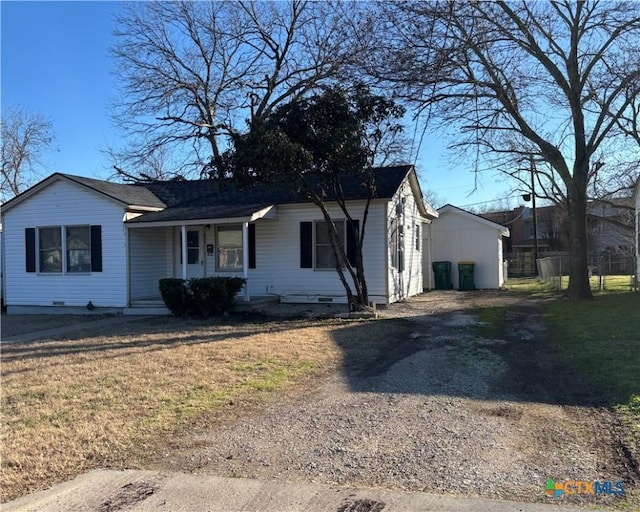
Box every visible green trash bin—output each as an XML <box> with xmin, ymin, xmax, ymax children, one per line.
<box><xmin>432</xmin><ymin>261</ymin><xmax>452</xmax><ymax>290</ymax></box>
<box><xmin>458</xmin><ymin>261</ymin><xmax>475</xmax><ymax>291</ymax></box>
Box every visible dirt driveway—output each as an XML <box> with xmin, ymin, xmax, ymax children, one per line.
<box><xmin>148</xmin><ymin>291</ymin><xmax>638</xmax><ymax>509</ymax></box>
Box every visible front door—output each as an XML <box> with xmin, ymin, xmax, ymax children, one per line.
<box><xmin>179</xmin><ymin>228</ymin><xmax>204</xmax><ymax>279</ymax></box>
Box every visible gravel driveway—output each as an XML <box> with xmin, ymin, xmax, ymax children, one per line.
<box><xmin>154</xmin><ymin>291</ymin><xmax>638</xmax><ymax>508</ymax></box>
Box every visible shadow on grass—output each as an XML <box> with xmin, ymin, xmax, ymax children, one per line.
<box><xmin>0</xmin><ymin>314</ymin><xmax>329</xmax><ymax>373</ymax></box>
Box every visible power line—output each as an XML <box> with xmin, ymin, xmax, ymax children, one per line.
<box><xmin>458</xmin><ymin>195</ymin><xmax>522</xmax><ymax>208</ymax></box>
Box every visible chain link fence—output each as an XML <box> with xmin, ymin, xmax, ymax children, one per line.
<box><xmin>537</xmin><ymin>253</ymin><xmax>638</xmax><ymax>292</ymax></box>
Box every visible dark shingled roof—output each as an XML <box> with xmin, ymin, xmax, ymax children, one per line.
<box><xmin>2</xmin><ymin>166</ymin><xmax>415</xmax><ymax>222</ymax></box>
<box><xmin>128</xmin><ymin>165</ymin><xmax>413</xmax><ymax>223</ymax></box>
<box><xmin>62</xmin><ymin>174</ymin><xmax>166</xmax><ymax>209</ymax></box>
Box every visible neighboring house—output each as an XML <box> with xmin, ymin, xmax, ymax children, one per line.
<box><xmin>425</xmin><ymin>205</ymin><xmax>510</xmax><ymax>290</ymax></box>
<box><xmin>0</xmin><ymin>165</ymin><xmax>438</xmax><ymax>314</ymax></box>
<box><xmin>482</xmin><ymin>201</ymin><xmax>634</xmax><ymax>275</ymax></box>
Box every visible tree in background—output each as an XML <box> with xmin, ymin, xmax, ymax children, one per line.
<box><xmin>229</xmin><ymin>86</ymin><xmax>405</xmax><ymax>311</ymax></box>
<box><xmin>110</xmin><ymin>0</ymin><xmax>358</xmax><ymax>181</ymax></box>
<box><xmin>1</xmin><ymin>107</ymin><xmax>54</xmax><ymax>202</ymax></box>
<box><xmin>366</xmin><ymin>1</ymin><xmax>640</xmax><ymax>299</ymax></box>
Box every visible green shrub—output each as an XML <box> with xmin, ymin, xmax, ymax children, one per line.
<box><xmin>159</xmin><ymin>278</ymin><xmax>193</xmax><ymax>316</ymax></box>
<box><xmin>159</xmin><ymin>277</ymin><xmax>246</xmax><ymax>317</ymax></box>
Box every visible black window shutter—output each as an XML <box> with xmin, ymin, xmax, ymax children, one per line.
<box><xmin>300</xmin><ymin>222</ymin><xmax>313</xmax><ymax>268</ymax></box>
<box><xmin>248</xmin><ymin>223</ymin><xmax>256</xmax><ymax>269</ymax></box>
<box><xmin>346</xmin><ymin>220</ymin><xmax>360</xmax><ymax>267</ymax></box>
<box><xmin>25</xmin><ymin>228</ymin><xmax>36</xmax><ymax>272</ymax></box>
<box><xmin>90</xmin><ymin>225</ymin><xmax>103</xmax><ymax>272</ymax></box>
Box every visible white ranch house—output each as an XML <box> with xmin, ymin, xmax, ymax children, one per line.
<box><xmin>2</xmin><ymin>166</ymin><xmax>442</xmax><ymax>314</ymax></box>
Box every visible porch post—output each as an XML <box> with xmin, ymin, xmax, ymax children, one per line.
<box><xmin>181</xmin><ymin>225</ymin><xmax>187</xmax><ymax>281</ymax></box>
<box><xmin>242</xmin><ymin>221</ymin><xmax>250</xmax><ymax>302</ymax></box>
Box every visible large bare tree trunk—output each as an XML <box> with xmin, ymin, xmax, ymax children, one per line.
<box><xmin>566</xmin><ymin>188</ymin><xmax>593</xmax><ymax>300</ymax></box>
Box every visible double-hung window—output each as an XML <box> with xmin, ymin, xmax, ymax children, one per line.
<box><xmin>66</xmin><ymin>226</ymin><xmax>91</xmax><ymax>272</ymax></box>
<box><xmin>216</xmin><ymin>224</ymin><xmax>243</xmax><ymax>271</ymax></box>
<box><xmin>27</xmin><ymin>225</ymin><xmax>101</xmax><ymax>274</ymax></box>
<box><xmin>315</xmin><ymin>220</ymin><xmax>346</xmax><ymax>269</ymax></box>
<box><xmin>39</xmin><ymin>227</ymin><xmax>63</xmax><ymax>273</ymax></box>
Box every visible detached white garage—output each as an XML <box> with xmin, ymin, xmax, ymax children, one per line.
<box><xmin>426</xmin><ymin>204</ymin><xmax>510</xmax><ymax>290</ymax></box>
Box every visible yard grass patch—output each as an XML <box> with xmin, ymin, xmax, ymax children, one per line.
<box><xmin>1</xmin><ymin>316</ymin><xmax>407</xmax><ymax>502</ymax></box>
<box><xmin>545</xmin><ymin>292</ymin><xmax>640</xmax><ymax>450</ymax></box>
<box><xmin>474</xmin><ymin>306</ymin><xmax>507</xmax><ymax>339</ymax></box>
<box><xmin>507</xmin><ymin>275</ymin><xmax>636</xmax><ymax>296</ymax></box>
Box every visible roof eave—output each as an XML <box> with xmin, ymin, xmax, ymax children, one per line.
<box><xmin>438</xmin><ymin>204</ymin><xmax>509</xmax><ymax>235</ymax></box>
<box><xmin>125</xmin><ymin>204</ymin><xmax>277</xmax><ymax>228</ymax></box>
<box><xmin>406</xmin><ymin>167</ymin><xmax>439</xmax><ymax>219</ymax></box>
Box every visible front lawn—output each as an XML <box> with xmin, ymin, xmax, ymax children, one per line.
<box><xmin>0</xmin><ymin>315</ymin><xmax>409</xmax><ymax>502</ymax></box>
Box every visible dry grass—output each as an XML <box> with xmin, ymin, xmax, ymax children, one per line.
<box><xmin>1</xmin><ymin>314</ymin><xmax>111</xmax><ymax>338</ymax></box>
<box><xmin>0</xmin><ymin>315</ymin><xmax>408</xmax><ymax>502</ymax></box>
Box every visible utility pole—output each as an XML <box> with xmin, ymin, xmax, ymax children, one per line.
<box><xmin>530</xmin><ymin>155</ymin><xmax>539</xmax><ymax>276</ymax></box>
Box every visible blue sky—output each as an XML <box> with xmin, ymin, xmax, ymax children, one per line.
<box><xmin>1</xmin><ymin>1</ymin><xmax>514</xmax><ymax>209</ymax></box>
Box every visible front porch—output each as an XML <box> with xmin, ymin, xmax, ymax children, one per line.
<box><xmin>126</xmin><ymin>206</ymin><xmax>275</xmax><ymax>306</ymax></box>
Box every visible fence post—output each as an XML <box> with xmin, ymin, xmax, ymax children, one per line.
<box><xmin>559</xmin><ymin>256</ymin><xmax>562</xmax><ymax>292</ymax></box>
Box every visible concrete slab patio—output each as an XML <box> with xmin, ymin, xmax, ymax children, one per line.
<box><xmin>3</xmin><ymin>469</ymin><xmax>588</xmax><ymax>512</ymax></box>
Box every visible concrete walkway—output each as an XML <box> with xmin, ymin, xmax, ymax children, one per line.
<box><xmin>3</xmin><ymin>469</ymin><xmax>589</xmax><ymax>512</ymax></box>
<box><xmin>1</xmin><ymin>315</ymin><xmax>150</xmax><ymax>344</ymax></box>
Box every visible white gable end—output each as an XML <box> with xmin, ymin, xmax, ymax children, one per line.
<box><xmin>2</xmin><ymin>179</ymin><xmax>128</xmax><ymax>308</ymax></box>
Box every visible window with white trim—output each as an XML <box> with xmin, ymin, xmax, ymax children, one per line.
<box><xmin>39</xmin><ymin>227</ymin><xmax>62</xmax><ymax>273</ymax></box>
<box><xmin>315</xmin><ymin>220</ymin><xmax>345</xmax><ymax>269</ymax></box>
<box><xmin>26</xmin><ymin>225</ymin><xmax>101</xmax><ymax>274</ymax></box>
<box><xmin>66</xmin><ymin>226</ymin><xmax>91</xmax><ymax>272</ymax></box>
<box><xmin>216</xmin><ymin>224</ymin><xmax>243</xmax><ymax>271</ymax></box>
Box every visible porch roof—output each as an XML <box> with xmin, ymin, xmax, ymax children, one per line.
<box><xmin>125</xmin><ymin>203</ymin><xmax>274</xmax><ymax>225</ymax></box>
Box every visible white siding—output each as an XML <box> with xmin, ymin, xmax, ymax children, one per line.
<box><xmin>430</xmin><ymin>210</ymin><xmax>504</xmax><ymax>289</ymax></box>
<box><xmin>243</xmin><ymin>201</ymin><xmax>389</xmax><ymax>304</ymax></box>
<box><xmin>387</xmin><ymin>179</ymin><xmax>424</xmax><ymax>302</ymax></box>
<box><xmin>422</xmin><ymin>222</ymin><xmax>433</xmax><ymax>291</ymax></box>
<box><xmin>2</xmin><ymin>178</ymin><xmax>128</xmax><ymax>307</ymax></box>
<box><xmin>129</xmin><ymin>227</ymin><xmax>173</xmax><ymax>300</ymax></box>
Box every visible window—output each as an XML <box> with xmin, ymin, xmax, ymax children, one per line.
<box><xmin>415</xmin><ymin>224</ymin><xmax>421</xmax><ymax>251</ymax></box>
<box><xmin>389</xmin><ymin>218</ymin><xmax>404</xmax><ymax>272</ymax></box>
<box><xmin>390</xmin><ymin>218</ymin><xmax>398</xmax><ymax>269</ymax></box>
<box><xmin>39</xmin><ymin>227</ymin><xmax>62</xmax><ymax>273</ymax></box>
<box><xmin>187</xmin><ymin>230</ymin><xmax>199</xmax><ymax>264</ymax></box>
<box><xmin>27</xmin><ymin>225</ymin><xmax>101</xmax><ymax>274</ymax></box>
<box><xmin>66</xmin><ymin>226</ymin><xmax>91</xmax><ymax>272</ymax></box>
<box><xmin>217</xmin><ymin>224</ymin><xmax>243</xmax><ymax>271</ymax></box>
<box><xmin>315</xmin><ymin>220</ymin><xmax>345</xmax><ymax>269</ymax></box>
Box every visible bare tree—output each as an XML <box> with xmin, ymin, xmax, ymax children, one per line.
<box><xmin>1</xmin><ymin>107</ymin><xmax>54</xmax><ymax>201</ymax></box>
<box><xmin>110</xmin><ymin>0</ymin><xmax>357</xmax><ymax>181</ymax></box>
<box><xmin>369</xmin><ymin>1</ymin><xmax>640</xmax><ymax>299</ymax></box>
<box><xmin>109</xmin><ymin>146</ymin><xmax>186</xmax><ymax>183</ymax></box>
